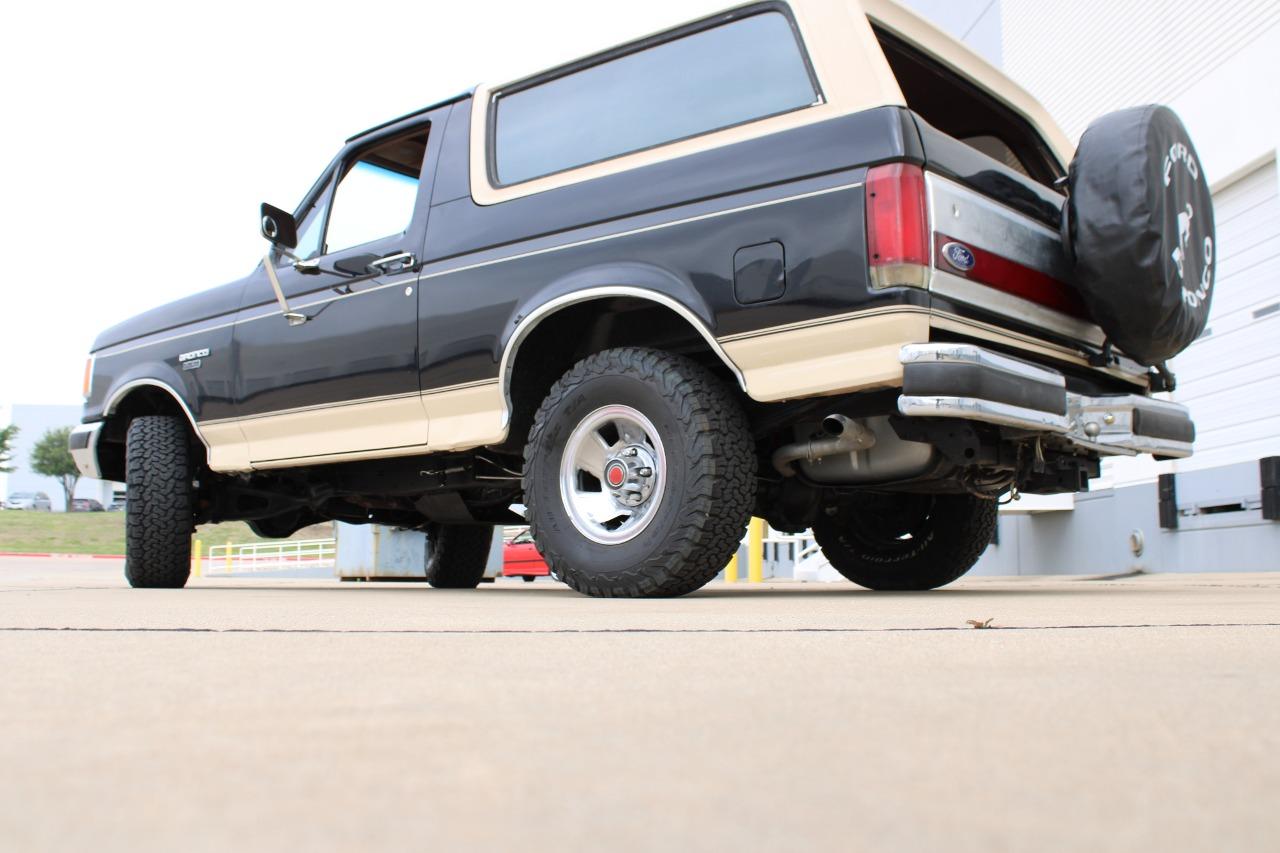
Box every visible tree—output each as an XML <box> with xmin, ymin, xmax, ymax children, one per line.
<box><xmin>0</xmin><ymin>424</ymin><xmax>17</xmax><ymax>474</ymax></box>
<box><xmin>31</xmin><ymin>426</ymin><xmax>79</xmax><ymax>510</ymax></box>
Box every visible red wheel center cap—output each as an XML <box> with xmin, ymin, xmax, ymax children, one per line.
<box><xmin>605</xmin><ymin>462</ymin><xmax>627</xmax><ymax>488</ymax></box>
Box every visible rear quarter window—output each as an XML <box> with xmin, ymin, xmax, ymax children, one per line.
<box><xmin>491</xmin><ymin>9</ymin><xmax>819</xmax><ymax>186</ymax></box>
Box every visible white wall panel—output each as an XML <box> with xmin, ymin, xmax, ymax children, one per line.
<box><xmin>1170</xmin><ymin>159</ymin><xmax>1280</xmax><ymax>470</ymax></box>
<box><xmin>1002</xmin><ymin>3</ymin><xmax>1280</xmax><ymax>483</ymax></box>
<box><xmin>1003</xmin><ymin>0</ymin><xmax>1280</xmax><ymax>141</ymax></box>
<box><xmin>1098</xmin><ymin>158</ymin><xmax>1280</xmax><ymax>485</ymax></box>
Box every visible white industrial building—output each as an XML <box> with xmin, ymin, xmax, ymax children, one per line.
<box><xmin>0</xmin><ymin>403</ymin><xmax>119</xmax><ymax>511</ymax></box>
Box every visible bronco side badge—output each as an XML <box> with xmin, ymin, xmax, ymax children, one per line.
<box><xmin>942</xmin><ymin>242</ymin><xmax>976</xmax><ymax>272</ymax></box>
<box><xmin>179</xmin><ymin>347</ymin><xmax>209</xmax><ymax>371</ymax></box>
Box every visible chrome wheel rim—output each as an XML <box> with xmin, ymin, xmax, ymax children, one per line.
<box><xmin>559</xmin><ymin>405</ymin><xmax>667</xmax><ymax>545</ymax></box>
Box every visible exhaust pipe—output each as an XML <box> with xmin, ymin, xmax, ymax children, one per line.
<box><xmin>771</xmin><ymin>414</ymin><xmax>876</xmax><ymax>477</ymax></box>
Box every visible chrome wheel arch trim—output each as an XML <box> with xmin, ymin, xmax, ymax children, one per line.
<box><xmin>103</xmin><ymin>378</ymin><xmax>212</xmax><ymax>453</ymax></box>
<box><xmin>496</xmin><ymin>285</ymin><xmax>747</xmax><ymax>432</ymax></box>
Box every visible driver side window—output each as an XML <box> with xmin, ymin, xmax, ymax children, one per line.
<box><xmin>285</xmin><ymin>127</ymin><xmax>428</xmax><ymax>263</ymax></box>
<box><xmin>324</xmin><ymin>130</ymin><xmax>428</xmax><ymax>255</ymax></box>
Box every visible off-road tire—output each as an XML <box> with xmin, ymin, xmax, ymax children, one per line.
<box><xmin>812</xmin><ymin>493</ymin><xmax>996</xmax><ymax>591</ymax></box>
<box><xmin>424</xmin><ymin>524</ymin><xmax>494</xmax><ymax>589</ymax></box>
<box><xmin>124</xmin><ymin>415</ymin><xmax>194</xmax><ymax>589</ymax></box>
<box><xmin>523</xmin><ymin>347</ymin><xmax>756</xmax><ymax>598</ymax></box>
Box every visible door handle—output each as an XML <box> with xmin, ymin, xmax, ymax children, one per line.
<box><xmin>368</xmin><ymin>252</ymin><xmax>418</xmax><ymax>275</ymax></box>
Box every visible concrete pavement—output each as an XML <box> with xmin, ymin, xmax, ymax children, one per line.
<box><xmin>1</xmin><ymin>557</ymin><xmax>1277</xmax><ymax>851</ymax></box>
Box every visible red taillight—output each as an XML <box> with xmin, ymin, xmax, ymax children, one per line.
<box><xmin>865</xmin><ymin>162</ymin><xmax>929</xmax><ymax>288</ymax></box>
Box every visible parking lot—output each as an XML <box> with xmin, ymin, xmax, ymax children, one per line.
<box><xmin>2</xmin><ymin>557</ymin><xmax>1278</xmax><ymax>851</ymax></box>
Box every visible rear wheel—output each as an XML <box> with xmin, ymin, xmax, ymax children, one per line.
<box><xmin>523</xmin><ymin>347</ymin><xmax>755</xmax><ymax>598</ymax></box>
<box><xmin>124</xmin><ymin>415</ymin><xmax>194</xmax><ymax>589</ymax></box>
<box><xmin>423</xmin><ymin>524</ymin><xmax>494</xmax><ymax>589</ymax></box>
<box><xmin>812</xmin><ymin>493</ymin><xmax>996</xmax><ymax>591</ymax></box>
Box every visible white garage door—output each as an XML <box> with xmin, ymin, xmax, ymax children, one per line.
<box><xmin>1169</xmin><ymin>157</ymin><xmax>1280</xmax><ymax>472</ymax></box>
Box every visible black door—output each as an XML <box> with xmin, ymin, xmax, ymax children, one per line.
<box><xmin>230</xmin><ymin>121</ymin><xmax>438</xmax><ymax>466</ymax></box>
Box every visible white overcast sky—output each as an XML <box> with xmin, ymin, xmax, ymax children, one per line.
<box><xmin>2</xmin><ymin>0</ymin><xmax>983</xmax><ymax>409</ymax></box>
<box><xmin>1</xmin><ymin>0</ymin><xmax>742</xmax><ymax>405</ymax></box>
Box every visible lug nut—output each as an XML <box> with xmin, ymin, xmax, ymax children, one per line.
<box><xmin>638</xmin><ymin>467</ymin><xmax>652</xmax><ymax>477</ymax></box>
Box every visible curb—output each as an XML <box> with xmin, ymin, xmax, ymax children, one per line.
<box><xmin>0</xmin><ymin>552</ymin><xmax>125</xmax><ymax>560</ymax></box>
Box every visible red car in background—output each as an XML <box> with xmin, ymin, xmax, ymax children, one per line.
<box><xmin>503</xmin><ymin>528</ymin><xmax>549</xmax><ymax>582</ymax></box>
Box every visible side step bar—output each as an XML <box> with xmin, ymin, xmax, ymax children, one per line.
<box><xmin>897</xmin><ymin>343</ymin><xmax>1194</xmax><ymax>459</ymax></box>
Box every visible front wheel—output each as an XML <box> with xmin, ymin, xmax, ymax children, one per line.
<box><xmin>124</xmin><ymin>415</ymin><xmax>194</xmax><ymax>588</ymax></box>
<box><xmin>812</xmin><ymin>493</ymin><xmax>996</xmax><ymax>591</ymax></box>
<box><xmin>523</xmin><ymin>348</ymin><xmax>756</xmax><ymax>598</ymax></box>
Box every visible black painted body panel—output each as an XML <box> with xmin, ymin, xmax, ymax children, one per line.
<box><xmin>413</xmin><ymin>101</ymin><xmax>924</xmax><ymax>392</ymax></box>
<box><xmin>229</xmin><ymin>107</ymin><xmax>448</xmax><ymax>419</ymax></box>
<box><xmin>425</xmin><ymin>101</ymin><xmax>921</xmax><ymax>262</ymax></box>
<box><xmin>92</xmin><ymin>279</ymin><xmax>247</xmax><ymax>352</ymax></box>
<box><xmin>912</xmin><ymin>116</ymin><xmax>1066</xmax><ymax>229</ymax></box>
<box><xmin>86</xmin><ymin>319</ymin><xmax>238</xmax><ymax>422</ymax></box>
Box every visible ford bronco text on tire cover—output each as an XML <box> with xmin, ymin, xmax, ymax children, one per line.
<box><xmin>70</xmin><ymin>0</ymin><xmax>1212</xmax><ymax>597</ymax></box>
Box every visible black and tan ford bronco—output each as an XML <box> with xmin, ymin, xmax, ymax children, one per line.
<box><xmin>71</xmin><ymin>0</ymin><xmax>1215</xmax><ymax>597</ymax></box>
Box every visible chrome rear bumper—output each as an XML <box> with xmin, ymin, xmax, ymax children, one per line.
<box><xmin>897</xmin><ymin>344</ymin><xmax>1194</xmax><ymax>459</ymax></box>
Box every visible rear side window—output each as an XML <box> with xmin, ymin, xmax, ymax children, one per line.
<box><xmin>492</xmin><ymin>9</ymin><xmax>819</xmax><ymax>186</ymax></box>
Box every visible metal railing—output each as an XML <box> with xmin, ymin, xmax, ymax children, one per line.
<box><xmin>191</xmin><ymin>526</ymin><xmax>824</xmax><ymax>581</ymax></box>
<box><xmin>761</xmin><ymin>530</ymin><xmax>821</xmax><ymax>576</ymax></box>
<box><xmin>197</xmin><ymin>538</ymin><xmax>336</xmax><ymax>576</ymax></box>
<box><xmin>724</xmin><ymin>521</ymin><xmax>824</xmax><ymax>582</ymax></box>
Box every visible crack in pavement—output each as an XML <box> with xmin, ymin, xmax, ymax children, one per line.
<box><xmin>1</xmin><ymin>622</ymin><xmax>1278</xmax><ymax>635</ymax></box>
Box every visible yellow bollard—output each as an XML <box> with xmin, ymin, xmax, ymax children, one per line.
<box><xmin>725</xmin><ymin>552</ymin><xmax>739</xmax><ymax>583</ymax></box>
<box><xmin>225</xmin><ymin>540</ymin><xmax>233</xmax><ymax>574</ymax></box>
<box><xmin>192</xmin><ymin>539</ymin><xmax>202</xmax><ymax>579</ymax></box>
<box><xmin>748</xmin><ymin>517</ymin><xmax>765</xmax><ymax>583</ymax></box>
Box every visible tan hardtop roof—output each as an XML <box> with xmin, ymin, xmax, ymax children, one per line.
<box><xmin>468</xmin><ymin>0</ymin><xmax>1076</xmax><ymax>204</ymax></box>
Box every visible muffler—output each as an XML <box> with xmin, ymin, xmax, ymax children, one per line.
<box><xmin>771</xmin><ymin>414</ymin><xmax>876</xmax><ymax>477</ymax></box>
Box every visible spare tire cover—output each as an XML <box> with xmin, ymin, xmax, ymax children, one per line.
<box><xmin>1066</xmin><ymin>105</ymin><xmax>1215</xmax><ymax>366</ymax></box>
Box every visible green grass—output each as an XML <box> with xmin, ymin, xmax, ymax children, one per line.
<box><xmin>0</xmin><ymin>511</ymin><xmax>333</xmax><ymax>555</ymax></box>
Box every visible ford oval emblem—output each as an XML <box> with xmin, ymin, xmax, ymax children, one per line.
<box><xmin>942</xmin><ymin>242</ymin><xmax>976</xmax><ymax>271</ymax></box>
